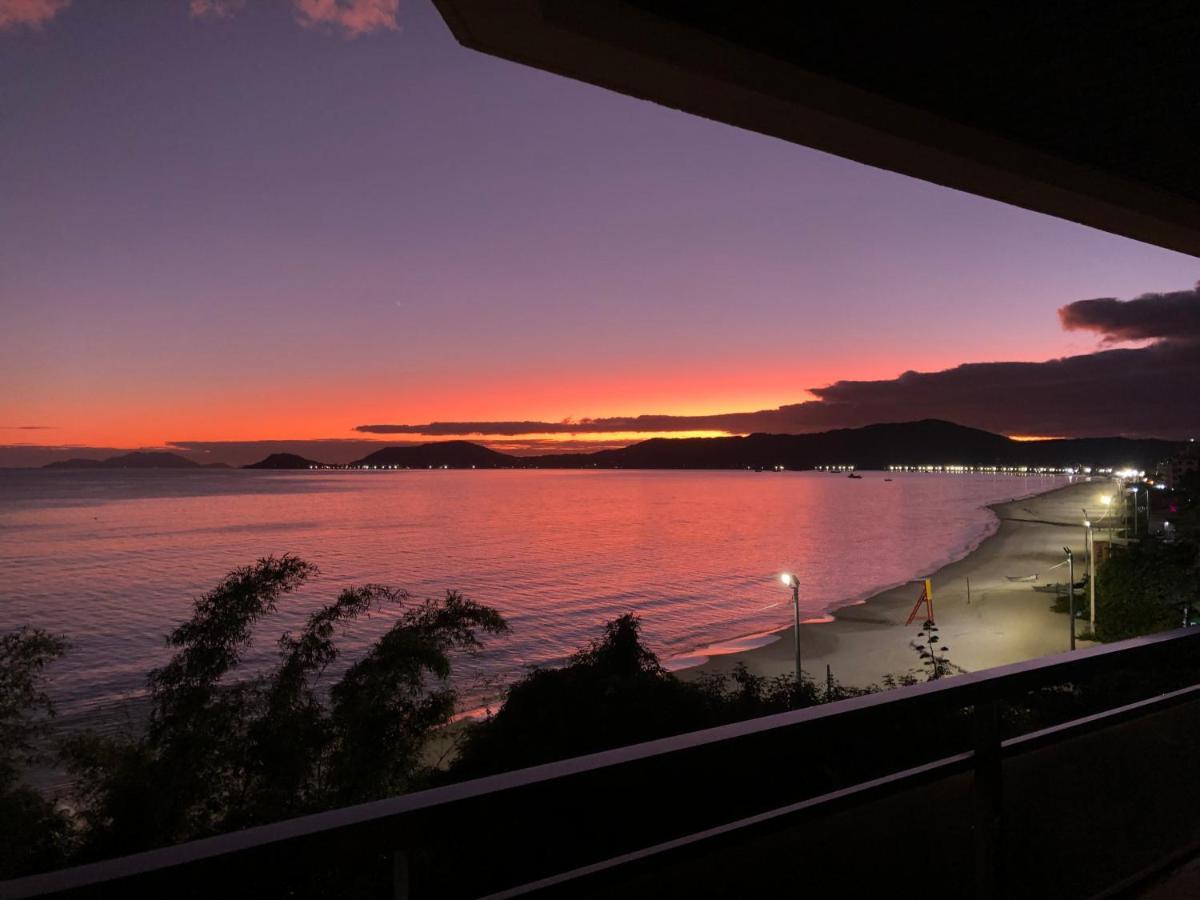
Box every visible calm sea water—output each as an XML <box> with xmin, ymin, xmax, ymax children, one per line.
<box><xmin>1</xmin><ymin>469</ymin><xmax>1065</xmax><ymax>718</ymax></box>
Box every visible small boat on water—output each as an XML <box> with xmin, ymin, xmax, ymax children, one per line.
<box><xmin>883</xmin><ymin>478</ymin><xmax>893</xmax><ymax>482</ymax></box>
<box><xmin>847</xmin><ymin>472</ymin><xmax>862</xmax><ymax>479</ymax></box>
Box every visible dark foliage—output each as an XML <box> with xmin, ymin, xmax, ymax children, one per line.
<box><xmin>0</xmin><ymin>627</ymin><xmax>72</xmax><ymax>878</ymax></box>
<box><xmin>60</xmin><ymin>555</ymin><xmax>507</xmax><ymax>861</ymax></box>
<box><xmin>450</xmin><ymin>615</ymin><xmax>712</xmax><ymax>778</ymax></box>
<box><xmin>1046</xmin><ymin>477</ymin><xmax>1199</xmax><ymax>642</ymax></box>
<box><xmin>449</xmin><ymin>614</ymin><xmax>873</xmax><ymax>781</ymax></box>
<box><xmin>1093</xmin><ymin>537</ymin><xmax>1198</xmax><ymax>641</ymax></box>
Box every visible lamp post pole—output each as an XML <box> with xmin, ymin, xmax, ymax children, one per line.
<box><xmin>781</xmin><ymin>573</ymin><xmax>802</xmax><ymax>682</ymax></box>
<box><xmin>1064</xmin><ymin>547</ymin><xmax>1076</xmax><ymax>651</ymax></box>
<box><xmin>1131</xmin><ymin>487</ymin><xmax>1139</xmax><ymax>538</ymax></box>
<box><xmin>1084</xmin><ymin>518</ymin><xmax>1096</xmax><ymax>631</ymax></box>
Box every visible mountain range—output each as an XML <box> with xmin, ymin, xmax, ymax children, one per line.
<box><xmin>40</xmin><ymin>422</ymin><xmax>1181</xmax><ymax>472</ymax></box>
<box><xmin>253</xmin><ymin>420</ymin><xmax>1180</xmax><ymax>471</ymax></box>
<box><xmin>43</xmin><ymin>452</ymin><xmax>229</xmax><ymax>470</ymax></box>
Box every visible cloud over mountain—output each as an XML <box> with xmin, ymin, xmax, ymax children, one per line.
<box><xmin>357</xmin><ymin>284</ymin><xmax>1200</xmax><ymax>440</ymax></box>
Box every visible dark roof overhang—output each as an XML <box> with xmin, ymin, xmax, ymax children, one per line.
<box><xmin>434</xmin><ymin>1</ymin><xmax>1200</xmax><ymax>256</ymax></box>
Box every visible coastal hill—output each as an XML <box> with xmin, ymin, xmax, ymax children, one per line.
<box><xmin>532</xmin><ymin>420</ymin><xmax>1179</xmax><ymax>470</ymax></box>
<box><xmin>43</xmin><ymin>451</ymin><xmax>228</xmax><ymax>470</ymax></box>
<box><xmin>533</xmin><ymin>420</ymin><xmax>1009</xmax><ymax>469</ymax></box>
<box><xmin>243</xmin><ymin>453</ymin><xmax>322</xmax><ymax>470</ymax></box>
<box><xmin>351</xmin><ymin>441</ymin><xmax>514</xmax><ymax>469</ymax></box>
<box><xmin>239</xmin><ymin>420</ymin><xmax>1179</xmax><ymax>471</ymax></box>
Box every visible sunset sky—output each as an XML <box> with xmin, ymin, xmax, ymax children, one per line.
<box><xmin>3</xmin><ymin>0</ymin><xmax>1198</xmax><ymax>465</ymax></box>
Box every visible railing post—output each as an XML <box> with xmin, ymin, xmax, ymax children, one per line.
<box><xmin>973</xmin><ymin>696</ymin><xmax>1003</xmax><ymax>900</ymax></box>
<box><xmin>393</xmin><ymin>848</ymin><xmax>410</xmax><ymax>900</ymax></box>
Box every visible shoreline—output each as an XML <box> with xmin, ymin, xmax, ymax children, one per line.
<box><xmin>679</xmin><ymin>478</ymin><xmax>1114</xmax><ymax>689</ymax></box>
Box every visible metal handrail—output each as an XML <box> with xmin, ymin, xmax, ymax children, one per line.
<box><xmin>487</xmin><ymin>678</ymin><xmax>1200</xmax><ymax>898</ymax></box>
<box><xmin>5</xmin><ymin>626</ymin><xmax>1200</xmax><ymax>899</ymax></box>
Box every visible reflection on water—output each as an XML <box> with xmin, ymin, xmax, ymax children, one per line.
<box><xmin>0</xmin><ymin>468</ymin><xmax>1065</xmax><ymax>715</ymax></box>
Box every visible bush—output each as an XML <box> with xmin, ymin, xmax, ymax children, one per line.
<box><xmin>62</xmin><ymin>555</ymin><xmax>507</xmax><ymax>859</ymax></box>
<box><xmin>0</xmin><ymin>627</ymin><xmax>72</xmax><ymax>878</ymax></box>
<box><xmin>449</xmin><ymin>614</ymin><xmax>872</xmax><ymax>781</ymax></box>
<box><xmin>1094</xmin><ymin>538</ymin><xmax>1197</xmax><ymax>641</ymax></box>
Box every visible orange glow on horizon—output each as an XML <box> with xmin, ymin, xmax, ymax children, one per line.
<box><xmin>450</xmin><ymin>430</ymin><xmax>735</xmax><ymax>443</ymax></box>
<box><xmin>1008</xmin><ymin>434</ymin><xmax>1065</xmax><ymax>442</ymax></box>
<box><xmin>5</xmin><ymin>342</ymin><xmax>957</xmax><ymax>451</ymax></box>
<box><xmin>5</xmin><ymin>345</ymin><xmax>1039</xmax><ymax>451</ymax></box>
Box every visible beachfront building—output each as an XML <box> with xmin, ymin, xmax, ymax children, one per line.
<box><xmin>1160</xmin><ymin>442</ymin><xmax>1200</xmax><ymax>489</ymax></box>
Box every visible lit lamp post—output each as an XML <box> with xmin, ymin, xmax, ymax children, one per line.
<box><xmin>1083</xmin><ymin>518</ymin><xmax>1096</xmax><ymax>631</ymax></box>
<box><xmin>1064</xmin><ymin>547</ymin><xmax>1076</xmax><ymax>651</ymax></box>
<box><xmin>1130</xmin><ymin>486</ymin><xmax>1140</xmax><ymax>538</ymax></box>
<box><xmin>780</xmin><ymin>573</ymin><xmax>802</xmax><ymax>682</ymax></box>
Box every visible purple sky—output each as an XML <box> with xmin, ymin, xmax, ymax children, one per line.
<box><xmin>2</xmin><ymin>0</ymin><xmax>1197</xmax><ymax>464</ymax></box>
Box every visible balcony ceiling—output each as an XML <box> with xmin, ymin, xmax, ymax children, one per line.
<box><xmin>434</xmin><ymin>1</ymin><xmax>1200</xmax><ymax>257</ymax></box>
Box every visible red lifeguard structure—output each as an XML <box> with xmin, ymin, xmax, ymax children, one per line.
<box><xmin>905</xmin><ymin>578</ymin><xmax>935</xmax><ymax>626</ymax></box>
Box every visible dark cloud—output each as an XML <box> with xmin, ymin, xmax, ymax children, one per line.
<box><xmin>1059</xmin><ymin>282</ymin><xmax>1200</xmax><ymax>345</ymax></box>
<box><xmin>355</xmin><ymin>418</ymin><xmax>719</xmax><ymax>436</ymax></box>
<box><xmin>357</xmin><ymin>285</ymin><xmax>1200</xmax><ymax>441</ymax></box>
<box><xmin>471</xmin><ymin>438</ymin><xmax>640</xmax><ymax>455</ymax></box>
<box><xmin>793</xmin><ymin>342</ymin><xmax>1198</xmax><ymax>437</ymax></box>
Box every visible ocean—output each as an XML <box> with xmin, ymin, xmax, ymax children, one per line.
<box><xmin>1</xmin><ymin>468</ymin><xmax>1066</xmax><ymax>720</ymax></box>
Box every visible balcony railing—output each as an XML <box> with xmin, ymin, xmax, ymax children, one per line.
<box><xmin>6</xmin><ymin>626</ymin><xmax>1200</xmax><ymax>899</ymax></box>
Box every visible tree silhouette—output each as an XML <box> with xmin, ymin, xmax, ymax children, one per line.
<box><xmin>0</xmin><ymin>627</ymin><xmax>71</xmax><ymax>878</ymax></box>
<box><xmin>63</xmin><ymin>555</ymin><xmax>507</xmax><ymax>858</ymax></box>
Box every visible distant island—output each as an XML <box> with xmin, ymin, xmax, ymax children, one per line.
<box><xmin>243</xmin><ymin>453</ymin><xmax>324</xmax><ymax>470</ymax></box>
<box><xmin>353</xmin><ymin>442</ymin><xmax>513</xmax><ymax>470</ymax></box>
<box><xmin>238</xmin><ymin>420</ymin><xmax>1180</xmax><ymax>472</ymax></box>
<box><xmin>44</xmin><ymin>452</ymin><xmax>229</xmax><ymax>470</ymax></box>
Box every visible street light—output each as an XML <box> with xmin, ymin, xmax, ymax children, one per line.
<box><xmin>1130</xmin><ymin>486</ymin><xmax>1140</xmax><ymax>538</ymax></box>
<box><xmin>1083</xmin><ymin>517</ymin><xmax>1096</xmax><ymax>631</ymax></box>
<box><xmin>1063</xmin><ymin>547</ymin><xmax>1076</xmax><ymax>650</ymax></box>
<box><xmin>780</xmin><ymin>572</ymin><xmax>802</xmax><ymax>682</ymax></box>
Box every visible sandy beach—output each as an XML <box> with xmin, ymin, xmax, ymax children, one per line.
<box><xmin>684</xmin><ymin>478</ymin><xmax>1120</xmax><ymax>689</ymax></box>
